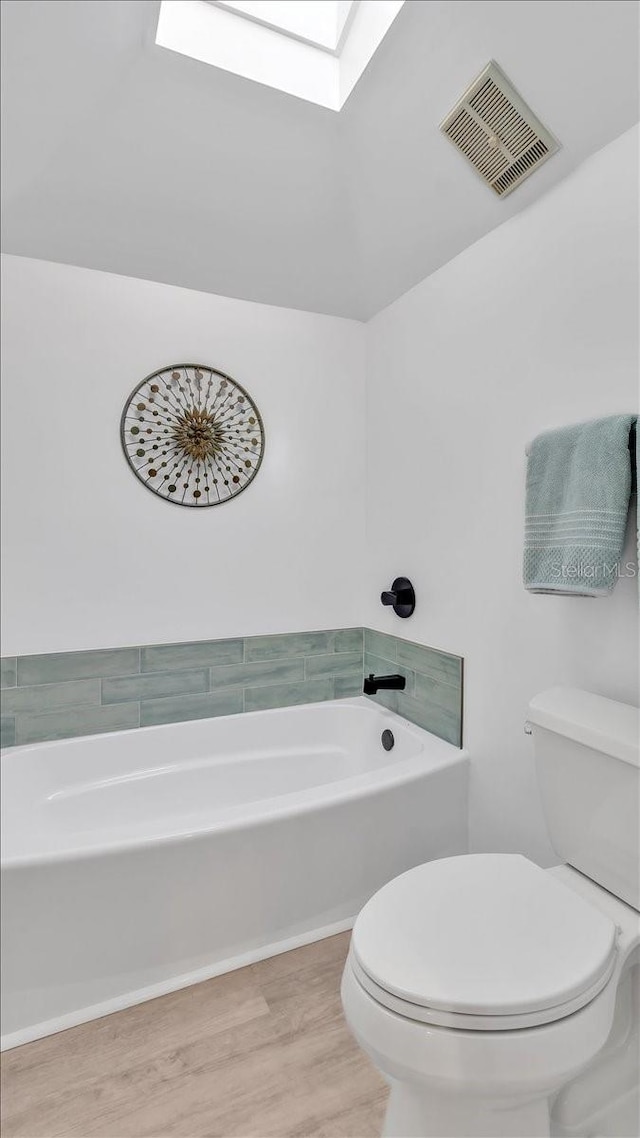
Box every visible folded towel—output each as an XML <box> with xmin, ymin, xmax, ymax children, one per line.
<box><xmin>524</xmin><ymin>415</ymin><xmax>637</xmax><ymax>596</ymax></box>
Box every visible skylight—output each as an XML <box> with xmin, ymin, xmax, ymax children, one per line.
<box><xmin>217</xmin><ymin>2</ymin><xmax>351</xmax><ymax>51</ymax></box>
<box><xmin>155</xmin><ymin>0</ymin><xmax>405</xmax><ymax>111</ymax></box>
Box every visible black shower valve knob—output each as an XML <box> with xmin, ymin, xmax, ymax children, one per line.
<box><xmin>380</xmin><ymin>577</ymin><xmax>415</xmax><ymax>619</ymax></box>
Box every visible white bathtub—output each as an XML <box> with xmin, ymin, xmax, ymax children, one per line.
<box><xmin>1</xmin><ymin>697</ymin><xmax>468</xmax><ymax>1049</ymax></box>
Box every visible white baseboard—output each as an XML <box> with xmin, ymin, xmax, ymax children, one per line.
<box><xmin>1</xmin><ymin>916</ymin><xmax>354</xmax><ymax>1052</ymax></box>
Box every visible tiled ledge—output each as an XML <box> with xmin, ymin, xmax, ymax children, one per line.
<box><xmin>1</xmin><ymin>629</ymin><xmax>463</xmax><ymax>749</ymax></box>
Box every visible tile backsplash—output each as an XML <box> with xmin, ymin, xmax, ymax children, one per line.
<box><xmin>1</xmin><ymin>628</ymin><xmax>463</xmax><ymax>749</ymax></box>
<box><xmin>364</xmin><ymin>629</ymin><xmax>463</xmax><ymax>747</ymax></box>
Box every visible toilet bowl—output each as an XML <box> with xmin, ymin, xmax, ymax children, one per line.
<box><xmin>341</xmin><ymin>689</ymin><xmax>640</xmax><ymax>1137</ymax></box>
<box><xmin>342</xmin><ymin>855</ymin><xmax>639</xmax><ymax>1137</ymax></box>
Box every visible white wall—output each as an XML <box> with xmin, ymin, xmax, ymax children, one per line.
<box><xmin>363</xmin><ymin>126</ymin><xmax>639</xmax><ymax>864</ymax></box>
<box><xmin>0</xmin><ymin>256</ymin><xmax>366</xmax><ymax>654</ymax></box>
<box><xmin>2</xmin><ymin>128</ymin><xmax>638</xmax><ymax>864</ymax></box>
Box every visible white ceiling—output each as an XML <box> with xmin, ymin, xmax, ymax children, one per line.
<box><xmin>1</xmin><ymin>0</ymin><xmax>638</xmax><ymax>320</ymax></box>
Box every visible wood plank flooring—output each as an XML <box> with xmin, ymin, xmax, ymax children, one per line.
<box><xmin>1</xmin><ymin>932</ymin><xmax>388</xmax><ymax>1138</ymax></box>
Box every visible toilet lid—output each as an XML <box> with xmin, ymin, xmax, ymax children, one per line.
<box><xmin>352</xmin><ymin>855</ymin><xmax>618</xmax><ymax>1020</ymax></box>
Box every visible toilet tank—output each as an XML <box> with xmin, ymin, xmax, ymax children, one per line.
<box><xmin>528</xmin><ymin>688</ymin><xmax>639</xmax><ymax>911</ymax></box>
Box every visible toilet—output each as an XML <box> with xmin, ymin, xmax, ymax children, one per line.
<box><xmin>341</xmin><ymin>688</ymin><xmax>640</xmax><ymax>1138</ymax></box>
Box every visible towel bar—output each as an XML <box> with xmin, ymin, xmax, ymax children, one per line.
<box><xmin>525</xmin><ymin>421</ymin><xmax>636</xmax><ymax>457</ymax></box>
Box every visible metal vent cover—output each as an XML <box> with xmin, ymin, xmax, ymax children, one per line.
<box><xmin>440</xmin><ymin>61</ymin><xmax>559</xmax><ymax>198</ymax></box>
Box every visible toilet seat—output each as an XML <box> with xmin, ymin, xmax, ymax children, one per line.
<box><xmin>351</xmin><ymin>854</ymin><xmax>619</xmax><ymax>1032</ymax></box>
<box><xmin>348</xmin><ymin>948</ymin><xmax>617</xmax><ymax>1030</ymax></box>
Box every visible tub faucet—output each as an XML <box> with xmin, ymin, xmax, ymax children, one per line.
<box><xmin>363</xmin><ymin>673</ymin><xmax>406</xmax><ymax>695</ymax></box>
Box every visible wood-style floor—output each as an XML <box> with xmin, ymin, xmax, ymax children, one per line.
<box><xmin>1</xmin><ymin>932</ymin><xmax>388</xmax><ymax>1138</ymax></box>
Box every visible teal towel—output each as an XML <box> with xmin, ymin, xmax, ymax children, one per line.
<box><xmin>524</xmin><ymin>415</ymin><xmax>637</xmax><ymax>596</ymax></box>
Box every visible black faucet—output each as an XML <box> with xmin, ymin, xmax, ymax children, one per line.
<box><xmin>363</xmin><ymin>673</ymin><xmax>406</xmax><ymax>695</ymax></box>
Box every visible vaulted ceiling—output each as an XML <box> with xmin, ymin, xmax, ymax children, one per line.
<box><xmin>2</xmin><ymin>0</ymin><xmax>638</xmax><ymax>319</ymax></box>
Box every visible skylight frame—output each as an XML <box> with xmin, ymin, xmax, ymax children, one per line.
<box><xmin>156</xmin><ymin>0</ymin><xmax>405</xmax><ymax>112</ymax></box>
<box><xmin>209</xmin><ymin>1</ymin><xmax>359</xmax><ymax>54</ymax></box>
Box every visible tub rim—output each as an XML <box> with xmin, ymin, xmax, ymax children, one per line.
<box><xmin>1</xmin><ymin>697</ymin><xmax>468</xmax><ymax>869</ymax></box>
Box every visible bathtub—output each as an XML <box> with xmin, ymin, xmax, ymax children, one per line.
<box><xmin>1</xmin><ymin>697</ymin><xmax>468</xmax><ymax>1049</ymax></box>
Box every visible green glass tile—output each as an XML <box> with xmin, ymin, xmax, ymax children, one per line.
<box><xmin>1</xmin><ymin>679</ymin><xmax>100</xmax><ymax>716</ymax></box>
<box><xmin>396</xmin><ymin>692</ymin><xmax>461</xmax><ymax>746</ymax></box>
<box><xmin>305</xmin><ymin>652</ymin><xmax>361</xmax><ymax>679</ymax></box>
<box><xmin>1</xmin><ymin>716</ymin><xmax>16</xmax><ymax>748</ymax></box>
<box><xmin>141</xmin><ymin>640</ymin><xmax>243</xmax><ymax>673</ymax></box>
<box><xmin>414</xmin><ymin>671</ymin><xmax>461</xmax><ymax>715</ymax></box>
<box><xmin>209</xmin><ymin>659</ymin><xmax>304</xmax><ymax>690</ymax></box>
<box><xmin>102</xmin><ymin>669</ymin><xmax>210</xmax><ymax>705</ymax></box>
<box><xmin>140</xmin><ymin>689</ymin><xmax>242</xmax><ymax>728</ymax></box>
<box><xmin>16</xmin><ymin>703</ymin><xmax>139</xmax><ymax>746</ymax></box>
<box><xmin>364</xmin><ymin>653</ymin><xmax>415</xmax><ymax>696</ymax></box>
<box><xmin>334</xmin><ymin>628</ymin><xmax>363</xmax><ymax>653</ymax></box>
<box><xmin>364</xmin><ymin>629</ymin><xmax>397</xmax><ymax>663</ymax></box>
<box><xmin>244</xmin><ymin>678</ymin><xmax>333</xmax><ymax>713</ymax></box>
<box><xmin>245</xmin><ymin>631</ymin><xmax>335</xmax><ymax>662</ymax></box>
<box><xmin>396</xmin><ymin>640</ymin><xmax>462</xmax><ymax>687</ymax></box>
<box><xmin>1</xmin><ymin>658</ymin><xmax>17</xmax><ymax>688</ymax></box>
<box><xmin>18</xmin><ymin>647</ymin><xmax>140</xmax><ymax>686</ymax></box>
<box><xmin>334</xmin><ymin>674</ymin><xmax>363</xmax><ymax>699</ymax></box>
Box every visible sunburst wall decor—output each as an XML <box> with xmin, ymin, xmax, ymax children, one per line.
<box><xmin>120</xmin><ymin>364</ymin><xmax>265</xmax><ymax>507</ymax></box>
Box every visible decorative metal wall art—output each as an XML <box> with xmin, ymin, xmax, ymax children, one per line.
<box><xmin>120</xmin><ymin>364</ymin><xmax>264</xmax><ymax>507</ymax></box>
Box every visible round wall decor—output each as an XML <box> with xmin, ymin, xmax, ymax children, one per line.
<box><xmin>120</xmin><ymin>364</ymin><xmax>264</xmax><ymax>507</ymax></box>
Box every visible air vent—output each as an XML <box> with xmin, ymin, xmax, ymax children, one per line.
<box><xmin>440</xmin><ymin>61</ymin><xmax>559</xmax><ymax>197</ymax></box>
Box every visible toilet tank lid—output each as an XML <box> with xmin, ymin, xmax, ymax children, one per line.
<box><xmin>528</xmin><ymin>688</ymin><xmax>639</xmax><ymax>767</ymax></box>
